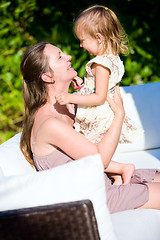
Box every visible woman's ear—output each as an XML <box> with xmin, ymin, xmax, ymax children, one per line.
<box><xmin>41</xmin><ymin>72</ymin><xmax>53</xmax><ymax>83</ymax></box>
<box><xmin>96</xmin><ymin>33</ymin><xmax>104</xmax><ymax>44</ymax></box>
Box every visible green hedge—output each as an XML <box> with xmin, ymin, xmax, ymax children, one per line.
<box><xmin>0</xmin><ymin>0</ymin><xmax>160</xmax><ymax>143</ymax></box>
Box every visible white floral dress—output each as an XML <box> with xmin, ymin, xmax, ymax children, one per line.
<box><xmin>74</xmin><ymin>54</ymin><xmax>144</xmax><ymax>144</ymax></box>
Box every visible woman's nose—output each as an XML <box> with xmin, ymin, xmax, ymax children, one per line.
<box><xmin>67</xmin><ymin>54</ymin><xmax>72</xmax><ymax>61</ymax></box>
<box><xmin>64</xmin><ymin>54</ymin><xmax>72</xmax><ymax>61</ymax></box>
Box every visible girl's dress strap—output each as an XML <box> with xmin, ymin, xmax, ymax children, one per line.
<box><xmin>32</xmin><ymin>116</ymin><xmax>55</xmax><ymax>153</ymax></box>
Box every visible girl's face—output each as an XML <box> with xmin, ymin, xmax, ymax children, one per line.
<box><xmin>78</xmin><ymin>33</ymin><xmax>103</xmax><ymax>56</ymax></box>
<box><xmin>44</xmin><ymin>44</ymin><xmax>77</xmax><ymax>83</ymax></box>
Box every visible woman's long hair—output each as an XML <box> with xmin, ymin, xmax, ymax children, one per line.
<box><xmin>20</xmin><ymin>42</ymin><xmax>50</xmax><ymax>166</ymax></box>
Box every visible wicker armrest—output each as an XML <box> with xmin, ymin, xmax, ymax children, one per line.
<box><xmin>0</xmin><ymin>199</ymin><xmax>100</xmax><ymax>240</ymax></box>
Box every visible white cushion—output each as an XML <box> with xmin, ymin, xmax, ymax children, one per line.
<box><xmin>0</xmin><ymin>133</ymin><xmax>35</xmax><ymax>176</ymax></box>
<box><xmin>0</xmin><ymin>154</ymin><xmax>117</xmax><ymax>240</ymax></box>
<box><xmin>113</xmin><ymin>148</ymin><xmax>160</xmax><ymax>170</ymax></box>
<box><xmin>111</xmin><ymin>209</ymin><xmax>160</xmax><ymax>240</ymax></box>
<box><xmin>116</xmin><ymin>82</ymin><xmax>160</xmax><ymax>153</ymax></box>
<box><xmin>0</xmin><ymin>167</ymin><xmax>4</xmax><ymax>178</ymax></box>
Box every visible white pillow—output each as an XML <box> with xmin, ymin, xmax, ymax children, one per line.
<box><xmin>117</xmin><ymin>82</ymin><xmax>160</xmax><ymax>153</ymax></box>
<box><xmin>0</xmin><ymin>154</ymin><xmax>117</xmax><ymax>240</ymax></box>
<box><xmin>0</xmin><ymin>133</ymin><xmax>35</xmax><ymax>176</ymax></box>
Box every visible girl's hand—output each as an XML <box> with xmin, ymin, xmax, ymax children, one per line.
<box><xmin>106</xmin><ymin>85</ymin><xmax>125</xmax><ymax>118</ymax></box>
<box><xmin>72</xmin><ymin>76</ymin><xmax>84</xmax><ymax>90</ymax></box>
<box><xmin>56</xmin><ymin>93</ymin><xmax>71</xmax><ymax>105</ymax></box>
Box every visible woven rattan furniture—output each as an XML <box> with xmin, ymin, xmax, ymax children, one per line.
<box><xmin>0</xmin><ymin>199</ymin><xmax>100</xmax><ymax>240</ymax></box>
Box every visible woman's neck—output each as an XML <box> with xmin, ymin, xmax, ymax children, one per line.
<box><xmin>47</xmin><ymin>82</ymin><xmax>70</xmax><ymax>104</ymax></box>
<box><xmin>44</xmin><ymin>81</ymin><xmax>75</xmax><ymax>122</ymax></box>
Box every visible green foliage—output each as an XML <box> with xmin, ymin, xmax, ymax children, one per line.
<box><xmin>0</xmin><ymin>0</ymin><xmax>37</xmax><ymax>143</ymax></box>
<box><xmin>0</xmin><ymin>0</ymin><xmax>160</xmax><ymax>143</ymax></box>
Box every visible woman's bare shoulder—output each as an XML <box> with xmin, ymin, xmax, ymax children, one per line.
<box><xmin>40</xmin><ymin>116</ymin><xmax>74</xmax><ymax>137</ymax></box>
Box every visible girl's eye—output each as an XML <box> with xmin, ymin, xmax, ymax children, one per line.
<box><xmin>59</xmin><ymin>55</ymin><xmax>62</xmax><ymax>59</ymax></box>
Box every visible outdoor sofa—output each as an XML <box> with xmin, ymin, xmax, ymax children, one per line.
<box><xmin>0</xmin><ymin>82</ymin><xmax>160</xmax><ymax>239</ymax></box>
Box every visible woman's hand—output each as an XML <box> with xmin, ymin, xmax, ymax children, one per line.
<box><xmin>106</xmin><ymin>85</ymin><xmax>125</xmax><ymax>118</ymax></box>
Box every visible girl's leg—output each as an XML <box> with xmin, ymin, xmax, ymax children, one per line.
<box><xmin>105</xmin><ymin>161</ymin><xmax>135</xmax><ymax>185</ymax></box>
<box><xmin>138</xmin><ymin>182</ymin><xmax>160</xmax><ymax>210</ymax></box>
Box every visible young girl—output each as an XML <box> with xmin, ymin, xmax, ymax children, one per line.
<box><xmin>56</xmin><ymin>5</ymin><xmax>143</xmax><ymax>184</ymax></box>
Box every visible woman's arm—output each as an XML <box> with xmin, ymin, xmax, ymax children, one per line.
<box><xmin>97</xmin><ymin>86</ymin><xmax>125</xmax><ymax>168</ymax></box>
<box><xmin>56</xmin><ymin>64</ymin><xmax>110</xmax><ymax>106</ymax></box>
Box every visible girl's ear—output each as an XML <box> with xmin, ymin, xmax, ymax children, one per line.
<box><xmin>41</xmin><ymin>72</ymin><xmax>53</xmax><ymax>83</ymax></box>
<box><xmin>96</xmin><ymin>33</ymin><xmax>104</xmax><ymax>44</ymax></box>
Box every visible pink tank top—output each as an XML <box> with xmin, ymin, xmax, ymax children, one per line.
<box><xmin>32</xmin><ymin>116</ymin><xmax>73</xmax><ymax>171</ymax></box>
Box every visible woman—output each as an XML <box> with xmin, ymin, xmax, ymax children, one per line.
<box><xmin>20</xmin><ymin>42</ymin><xmax>160</xmax><ymax>214</ymax></box>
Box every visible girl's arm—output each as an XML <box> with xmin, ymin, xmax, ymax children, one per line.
<box><xmin>72</xmin><ymin>76</ymin><xmax>84</xmax><ymax>90</ymax></box>
<box><xmin>56</xmin><ymin>64</ymin><xmax>110</xmax><ymax>106</ymax></box>
<box><xmin>42</xmin><ymin>86</ymin><xmax>124</xmax><ymax>169</ymax></box>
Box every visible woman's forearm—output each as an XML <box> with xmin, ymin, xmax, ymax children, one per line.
<box><xmin>97</xmin><ymin>110</ymin><xmax>124</xmax><ymax>169</ymax></box>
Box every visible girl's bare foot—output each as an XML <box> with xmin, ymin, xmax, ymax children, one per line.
<box><xmin>105</xmin><ymin>162</ymin><xmax>135</xmax><ymax>185</ymax></box>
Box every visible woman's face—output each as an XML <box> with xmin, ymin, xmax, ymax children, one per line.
<box><xmin>44</xmin><ymin>44</ymin><xmax>77</xmax><ymax>83</ymax></box>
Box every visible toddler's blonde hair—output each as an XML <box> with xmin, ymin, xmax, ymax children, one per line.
<box><xmin>74</xmin><ymin>5</ymin><xmax>129</xmax><ymax>55</ymax></box>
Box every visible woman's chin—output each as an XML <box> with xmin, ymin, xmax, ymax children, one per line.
<box><xmin>70</xmin><ymin>68</ymin><xmax>77</xmax><ymax>78</ymax></box>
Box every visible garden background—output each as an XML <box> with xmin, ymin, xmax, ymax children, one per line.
<box><xmin>0</xmin><ymin>0</ymin><xmax>160</xmax><ymax>144</ymax></box>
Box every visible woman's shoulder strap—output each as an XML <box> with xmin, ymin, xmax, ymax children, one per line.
<box><xmin>32</xmin><ymin>116</ymin><xmax>55</xmax><ymax>153</ymax></box>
